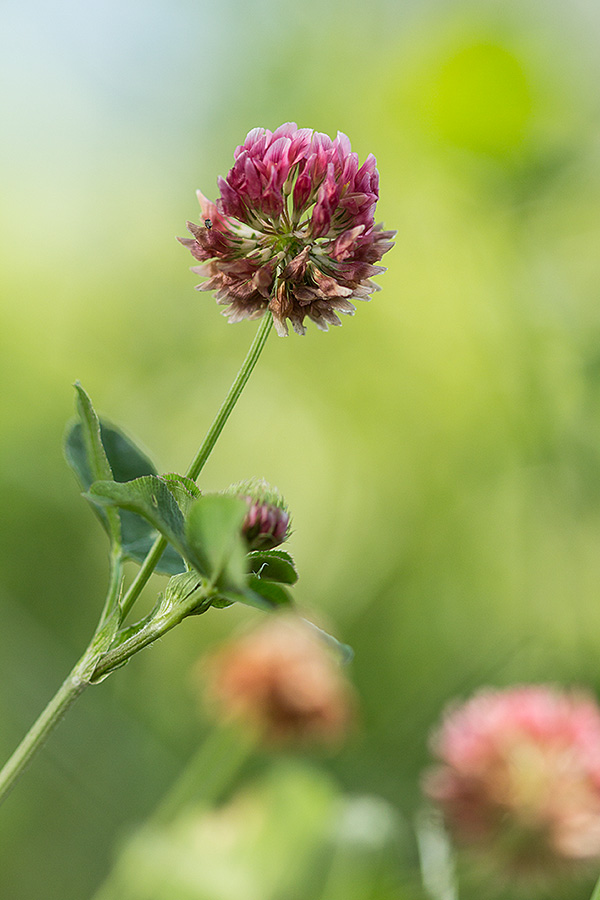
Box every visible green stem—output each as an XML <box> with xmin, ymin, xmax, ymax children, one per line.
<box><xmin>119</xmin><ymin>311</ymin><xmax>273</xmax><ymax>620</ymax></box>
<box><xmin>186</xmin><ymin>310</ymin><xmax>273</xmax><ymax>480</ymax></box>
<box><xmin>90</xmin><ymin>725</ymin><xmax>254</xmax><ymax>900</ymax></box>
<box><xmin>153</xmin><ymin>724</ymin><xmax>254</xmax><ymax>825</ymax></box>
<box><xmin>0</xmin><ymin>314</ymin><xmax>273</xmax><ymax>805</ymax></box>
<box><xmin>591</xmin><ymin>873</ymin><xmax>600</xmax><ymax>900</ymax></box>
<box><xmin>0</xmin><ymin>655</ymin><xmax>88</xmax><ymax>805</ymax></box>
<box><xmin>99</xmin><ymin>548</ymin><xmax>124</xmax><ymax>627</ymax></box>
<box><xmin>92</xmin><ymin>584</ymin><xmax>213</xmax><ymax>683</ymax></box>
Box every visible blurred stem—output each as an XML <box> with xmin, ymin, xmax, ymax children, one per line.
<box><xmin>415</xmin><ymin>809</ymin><xmax>458</xmax><ymax>900</ymax></box>
<box><xmin>153</xmin><ymin>723</ymin><xmax>255</xmax><ymax>825</ymax></box>
<box><xmin>591</xmin><ymin>873</ymin><xmax>600</xmax><ymax>900</ymax></box>
<box><xmin>90</xmin><ymin>724</ymin><xmax>254</xmax><ymax>900</ymax></box>
<box><xmin>119</xmin><ymin>311</ymin><xmax>273</xmax><ymax>620</ymax></box>
<box><xmin>0</xmin><ymin>314</ymin><xmax>273</xmax><ymax>805</ymax></box>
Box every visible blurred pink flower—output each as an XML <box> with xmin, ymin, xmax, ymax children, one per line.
<box><xmin>423</xmin><ymin>685</ymin><xmax>600</xmax><ymax>877</ymax></box>
<box><xmin>202</xmin><ymin>615</ymin><xmax>354</xmax><ymax>747</ymax></box>
<box><xmin>179</xmin><ymin>123</ymin><xmax>395</xmax><ymax>335</ymax></box>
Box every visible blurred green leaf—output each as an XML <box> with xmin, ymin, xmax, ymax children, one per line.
<box><xmin>247</xmin><ymin>549</ymin><xmax>298</xmax><ymax>584</ymax></box>
<box><xmin>213</xmin><ymin>589</ymin><xmax>270</xmax><ymax>611</ymax></box>
<box><xmin>303</xmin><ymin>620</ymin><xmax>354</xmax><ymax>665</ymax></box>
<box><xmin>185</xmin><ymin>495</ymin><xmax>247</xmax><ymax>590</ymax></box>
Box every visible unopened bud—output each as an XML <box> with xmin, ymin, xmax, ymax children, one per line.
<box><xmin>226</xmin><ymin>477</ymin><xmax>290</xmax><ymax>551</ymax></box>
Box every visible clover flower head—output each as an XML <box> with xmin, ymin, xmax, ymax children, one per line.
<box><xmin>179</xmin><ymin>123</ymin><xmax>395</xmax><ymax>335</ymax></box>
<box><xmin>423</xmin><ymin>685</ymin><xmax>600</xmax><ymax>878</ymax></box>
<box><xmin>202</xmin><ymin>615</ymin><xmax>354</xmax><ymax>746</ymax></box>
<box><xmin>226</xmin><ymin>477</ymin><xmax>290</xmax><ymax>551</ymax></box>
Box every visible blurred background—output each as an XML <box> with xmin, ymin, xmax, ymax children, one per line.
<box><xmin>1</xmin><ymin>0</ymin><xmax>600</xmax><ymax>896</ymax></box>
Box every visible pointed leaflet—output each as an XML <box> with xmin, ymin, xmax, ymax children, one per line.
<box><xmin>70</xmin><ymin>383</ymin><xmax>121</xmax><ymax>547</ymax></box>
<box><xmin>65</xmin><ymin>394</ymin><xmax>185</xmax><ymax>574</ymax></box>
<box><xmin>185</xmin><ymin>495</ymin><xmax>248</xmax><ymax>590</ymax></box>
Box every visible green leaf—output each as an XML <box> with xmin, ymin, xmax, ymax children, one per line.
<box><xmin>215</xmin><ymin>588</ymin><xmax>273</xmax><ymax>612</ymax></box>
<box><xmin>247</xmin><ymin>549</ymin><xmax>298</xmax><ymax>584</ymax></box>
<box><xmin>185</xmin><ymin>495</ymin><xmax>248</xmax><ymax>589</ymax></box>
<box><xmin>163</xmin><ymin>473</ymin><xmax>202</xmax><ymax>516</ymax></box>
<box><xmin>88</xmin><ymin>476</ymin><xmax>189</xmax><ymax>565</ymax></box>
<box><xmin>162</xmin><ymin>571</ymin><xmax>211</xmax><ymax>616</ymax></box>
<box><xmin>216</xmin><ymin>578</ymin><xmax>292</xmax><ymax>612</ymax></box>
<box><xmin>118</xmin><ymin>511</ymin><xmax>185</xmax><ymax>575</ymax></box>
<box><xmin>65</xmin><ymin>407</ymin><xmax>185</xmax><ymax>575</ymax></box>
<box><xmin>246</xmin><ymin>576</ymin><xmax>293</xmax><ymax>608</ymax></box>
<box><xmin>69</xmin><ymin>383</ymin><xmax>121</xmax><ymax>546</ymax></box>
<box><xmin>72</xmin><ymin>384</ymin><xmax>114</xmax><ymax>482</ymax></box>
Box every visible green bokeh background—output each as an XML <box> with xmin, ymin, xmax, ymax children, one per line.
<box><xmin>2</xmin><ymin>0</ymin><xmax>600</xmax><ymax>897</ymax></box>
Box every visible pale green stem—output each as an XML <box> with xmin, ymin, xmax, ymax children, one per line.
<box><xmin>119</xmin><ymin>311</ymin><xmax>273</xmax><ymax>620</ymax></box>
<box><xmin>185</xmin><ymin>310</ymin><xmax>273</xmax><ymax>480</ymax></box>
<box><xmin>152</xmin><ymin>723</ymin><xmax>255</xmax><ymax>825</ymax></box>
<box><xmin>0</xmin><ymin>552</ymin><xmax>124</xmax><ymax>806</ymax></box>
<box><xmin>99</xmin><ymin>547</ymin><xmax>124</xmax><ymax>627</ymax></box>
<box><xmin>90</xmin><ymin>724</ymin><xmax>255</xmax><ymax>900</ymax></box>
<box><xmin>591</xmin><ymin>873</ymin><xmax>600</xmax><ymax>900</ymax></box>
<box><xmin>91</xmin><ymin>583</ymin><xmax>213</xmax><ymax>683</ymax></box>
<box><xmin>0</xmin><ymin>314</ymin><xmax>273</xmax><ymax>805</ymax></box>
<box><xmin>0</xmin><ymin>658</ymin><xmax>88</xmax><ymax>806</ymax></box>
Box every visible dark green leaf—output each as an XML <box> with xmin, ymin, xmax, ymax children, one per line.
<box><xmin>72</xmin><ymin>384</ymin><xmax>114</xmax><ymax>483</ymax></box>
<box><xmin>118</xmin><ymin>512</ymin><xmax>185</xmax><ymax>575</ymax></box>
<box><xmin>247</xmin><ymin>549</ymin><xmax>298</xmax><ymax>584</ymax></box>
<box><xmin>65</xmin><ymin>409</ymin><xmax>185</xmax><ymax>574</ymax></box>
<box><xmin>185</xmin><ymin>495</ymin><xmax>248</xmax><ymax>589</ymax></box>
<box><xmin>247</xmin><ymin>576</ymin><xmax>293</xmax><ymax>608</ymax></box>
<box><xmin>215</xmin><ymin>589</ymin><xmax>273</xmax><ymax>612</ymax></box>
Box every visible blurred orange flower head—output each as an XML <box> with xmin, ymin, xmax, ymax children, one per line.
<box><xmin>203</xmin><ymin>615</ymin><xmax>354</xmax><ymax>747</ymax></box>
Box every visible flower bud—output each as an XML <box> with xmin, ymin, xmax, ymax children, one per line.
<box><xmin>422</xmin><ymin>685</ymin><xmax>600</xmax><ymax>881</ymax></box>
<box><xmin>226</xmin><ymin>477</ymin><xmax>290</xmax><ymax>551</ymax></box>
<box><xmin>201</xmin><ymin>615</ymin><xmax>354</xmax><ymax>748</ymax></box>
